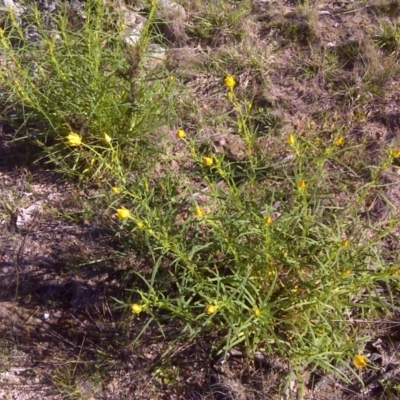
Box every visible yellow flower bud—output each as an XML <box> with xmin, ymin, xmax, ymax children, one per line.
<box><xmin>353</xmin><ymin>354</ymin><xmax>367</xmax><ymax>369</ymax></box>
<box><xmin>205</xmin><ymin>304</ymin><xmax>218</xmax><ymax>315</ymax></box>
<box><xmin>297</xmin><ymin>180</ymin><xmax>307</xmax><ymax>190</ymax></box>
<box><xmin>341</xmin><ymin>269</ymin><xmax>351</xmax><ymax>277</ymax></box>
<box><xmin>263</xmin><ymin>216</ymin><xmax>273</xmax><ymax>225</ymax></box>
<box><xmin>252</xmin><ymin>308</ymin><xmax>260</xmax><ymax>317</ymax></box>
<box><xmin>287</xmin><ymin>134</ymin><xmax>296</xmax><ymax>146</ymax></box>
<box><xmin>334</xmin><ymin>136</ymin><xmax>344</xmax><ymax>146</ymax></box>
<box><xmin>224</xmin><ymin>75</ymin><xmax>236</xmax><ymax>89</ymax></box>
<box><xmin>131</xmin><ymin>303</ymin><xmax>143</xmax><ymax>314</ymax></box>
<box><xmin>391</xmin><ymin>149</ymin><xmax>400</xmax><ymax>158</ymax></box>
<box><xmin>176</xmin><ymin>129</ymin><xmax>186</xmax><ymax>139</ymax></box>
<box><xmin>194</xmin><ymin>207</ymin><xmax>203</xmax><ymax>217</ymax></box>
<box><xmin>202</xmin><ymin>157</ymin><xmax>213</xmax><ymax>167</ymax></box>
<box><xmin>104</xmin><ymin>133</ymin><xmax>112</xmax><ymax>143</ymax></box>
<box><xmin>111</xmin><ymin>187</ymin><xmax>120</xmax><ymax>194</ymax></box>
<box><xmin>66</xmin><ymin>132</ymin><xmax>82</xmax><ymax>147</ymax></box>
<box><xmin>116</xmin><ymin>207</ymin><xmax>130</xmax><ymax>220</ymax></box>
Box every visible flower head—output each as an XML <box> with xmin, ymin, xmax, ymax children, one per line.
<box><xmin>297</xmin><ymin>180</ymin><xmax>307</xmax><ymax>190</ymax></box>
<box><xmin>391</xmin><ymin>149</ymin><xmax>400</xmax><ymax>158</ymax></box>
<box><xmin>111</xmin><ymin>186</ymin><xmax>120</xmax><ymax>194</ymax></box>
<box><xmin>176</xmin><ymin>129</ymin><xmax>186</xmax><ymax>139</ymax></box>
<box><xmin>334</xmin><ymin>136</ymin><xmax>344</xmax><ymax>146</ymax></box>
<box><xmin>194</xmin><ymin>207</ymin><xmax>203</xmax><ymax>217</ymax></box>
<box><xmin>353</xmin><ymin>354</ymin><xmax>367</xmax><ymax>369</ymax></box>
<box><xmin>205</xmin><ymin>304</ymin><xmax>218</xmax><ymax>315</ymax></box>
<box><xmin>116</xmin><ymin>206</ymin><xmax>130</xmax><ymax>220</ymax></box>
<box><xmin>391</xmin><ymin>267</ymin><xmax>399</xmax><ymax>275</ymax></box>
<box><xmin>131</xmin><ymin>303</ymin><xmax>143</xmax><ymax>314</ymax></box>
<box><xmin>341</xmin><ymin>239</ymin><xmax>350</xmax><ymax>247</ymax></box>
<box><xmin>104</xmin><ymin>133</ymin><xmax>112</xmax><ymax>144</ymax></box>
<box><xmin>263</xmin><ymin>215</ymin><xmax>273</xmax><ymax>225</ymax></box>
<box><xmin>136</xmin><ymin>221</ymin><xmax>144</xmax><ymax>228</ymax></box>
<box><xmin>287</xmin><ymin>134</ymin><xmax>296</xmax><ymax>146</ymax></box>
<box><xmin>202</xmin><ymin>156</ymin><xmax>213</xmax><ymax>167</ymax></box>
<box><xmin>252</xmin><ymin>308</ymin><xmax>261</xmax><ymax>317</ymax></box>
<box><xmin>341</xmin><ymin>269</ymin><xmax>351</xmax><ymax>277</ymax></box>
<box><xmin>66</xmin><ymin>132</ymin><xmax>82</xmax><ymax>147</ymax></box>
<box><xmin>224</xmin><ymin>75</ymin><xmax>236</xmax><ymax>89</ymax></box>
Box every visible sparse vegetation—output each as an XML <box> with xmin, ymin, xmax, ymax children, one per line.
<box><xmin>1</xmin><ymin>0</ymin><xmax>400</xmax><ymax>399</ymax></box>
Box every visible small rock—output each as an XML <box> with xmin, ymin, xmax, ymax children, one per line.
<box><xmin>120</xmin><ymin>7</ymin><xmax>147</xmax><ymax>47</ymax></box>
<box><xmin>157</xmin><ymin>0</ymin><xmax>188</xmax><ymax>45</ymax></box>
<box><xmin>1</xmin><ymin>0</ymin><xmax>25</xmax><ymax>16</ymax></box>
<box><xmin>146</xmin><ymin>44</ymin><xmax>166</xmax><ymax>61</ymax></box>
<box><xmin>16</xmin><ymin>202</ymin><xmax>42</xmax><ymax>231</ymax></box>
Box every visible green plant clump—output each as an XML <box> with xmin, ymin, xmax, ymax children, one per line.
<box><xmin>0</xmin><ymin>0</ymin><xmax>176</xmax><ymax>180</ymax></box>
<box><xmin>1</xmin><ymin>0</ymin><xmax>400</xmax><ymax>386</ymax></box>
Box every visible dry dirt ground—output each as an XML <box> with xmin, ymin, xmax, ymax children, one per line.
<box><xmin>2</xmin><ymin>0</ymin><xmax>400</xmax><ymax>399</ymax></box>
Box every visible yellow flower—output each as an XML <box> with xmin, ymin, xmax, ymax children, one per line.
<box><xmin>341</xmin><ymin>269</ymin><xmax>351</xmax><ymax>277</ymax></box>
<box><xmin>391</xmin><ymin>149</ymin><xmax>400</xmax><ymax>158</ymax></box>
<box><xmin>66</xmin><ymin>132</ymin><xmax>82</xmax><ymax>147</ymax></box>
<box><xmin>116</xmin><ymin>207</ymin><xmax>130</xmax><ymax>220</ymax></box>
<box><xmin>111</xmin><ymin>187</ymin><xmax>120</xmax><ymax>194</ymax></box>
<box><xmin>297</xmin><ymin>180</ymin><xmax>307</xmax><ymax>190</ymax></box>
<box><xmin>194</xmin><ymin>207</ymin><xmax>203</xmax><ymax>217</ymax></box>
<box><xmin>205</xmin><ymin>304</ymin><xmax>218</xmax><ymax>315</ymax></box>
<box><xmin>263</xmin><ymin>215</ymin><xmax>273</xmax><ymax>225</ymax></box>
<box><xmin>334</xmin><ymin>136</ymin><xmax>344</xmax><ymax>146</ymax></box>
<box><xmin>104</xmin><ymin>133</ymin><xmax>112</xmax><ymax>143</ymax></box>
<box><xmin>341</xmin><ymin>239</ymin><xmax>350</xmax><ymax>247</ymax></box>
<box><xmin>224</xmin><ymin>74</ymin><xmax>236</xmax><ymax>89</ymax></box>
<box><xmin>252</xmin><ymin>308</ymin><xmax>261</xmax><ymax>317</ymax></box>
<box><xmin>353</xmin><ymin>354</ymin><xmax>367</xmax><ymax>369</ymax></box>
<box><xmin>287</xmin><ymin>134</ymin><xmax>296</xmax><ymax>146</ymax></box>
<box><xmin>202</xmin><ymin>156</ymin><xmax>213</xmax><ymax>166</ymax></box>
<box><xmin>136</xmin><ymin>221</ymin><xmax>144</xmax><ymax>228</ymax></box>
<box><xmin>176</xmin><ymin>129</ymin><xmax>186</xmax><ymax>139</ymax></box>
<box><xmin>131</xmin><ymin>303</ymin><xmax>143</xmax><ymax>314</ymax></box>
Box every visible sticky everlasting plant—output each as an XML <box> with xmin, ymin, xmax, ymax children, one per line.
<box><xmin>116</xmin><ymin>74</ymin><xmax>400</xmax><ymax>383</ymax></box>
<box><xmin>2</xmin><ymin>1</ymin><xmax>400</xmax><ymax>392</ymax></box>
